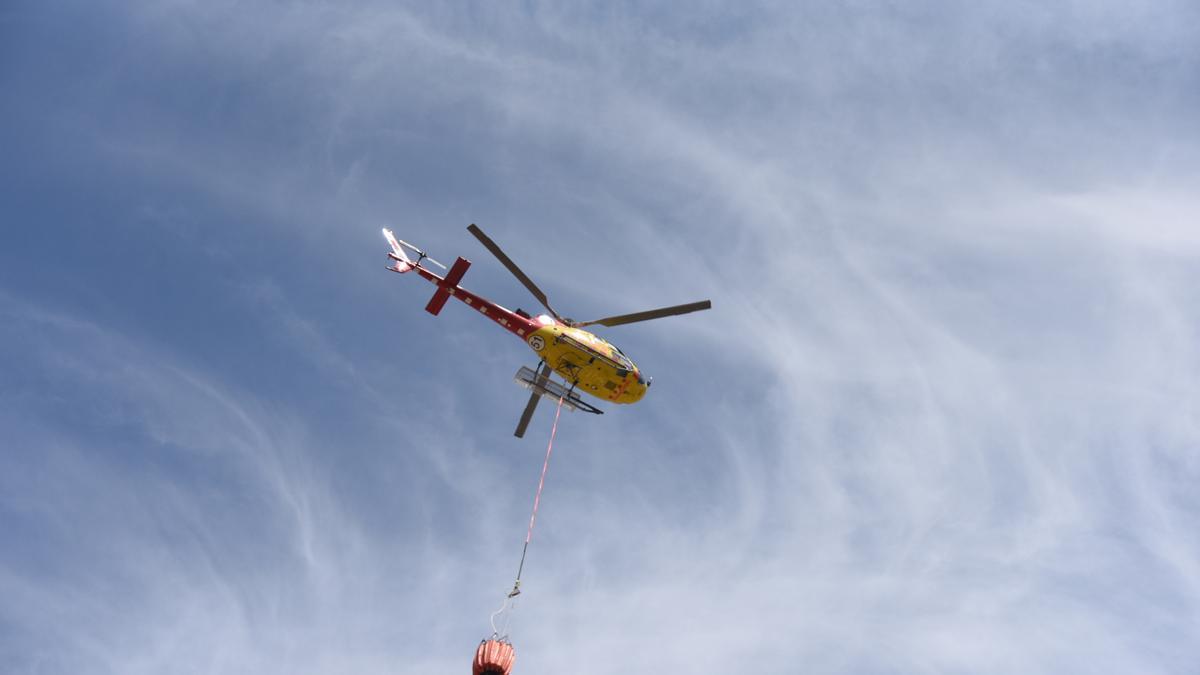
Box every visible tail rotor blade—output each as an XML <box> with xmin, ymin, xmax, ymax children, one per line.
<box><xmin>393</xmin><ymin>236</ymin><xmax>447</xmax><ymax>269</ymax></box>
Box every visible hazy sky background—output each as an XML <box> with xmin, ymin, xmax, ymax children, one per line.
<box><xmin>3</xmin><ymin>2</ymin><xmax>1200</xmax><ymax>673</ymax></box>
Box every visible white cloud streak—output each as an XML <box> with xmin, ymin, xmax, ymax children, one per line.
<box><xmin>4</xmin><ymin>2</ymin><xmax>1200</xmax><ymax>673</ymax></box>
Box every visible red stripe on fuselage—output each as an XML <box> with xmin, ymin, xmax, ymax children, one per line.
<box><xmin>411</xmin><ymin>265</ymin><xmax>540</xmax><ymax>338</ymax></box>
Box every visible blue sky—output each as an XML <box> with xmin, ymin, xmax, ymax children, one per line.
<box><xmin>3</xmin><ymin>2</ymin><xmax>1200</xmax><ymax>673</ymax></box>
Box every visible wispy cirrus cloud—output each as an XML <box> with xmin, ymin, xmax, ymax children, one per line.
<box><xmin>3</xmin><ymin>2</ymin><xmax>1200</xmax><ymax>673</ymax></box>
<box><xmin>0</xmin><ymin>294</ymin><xmax>511</xmax><ymax>674</ymax></box>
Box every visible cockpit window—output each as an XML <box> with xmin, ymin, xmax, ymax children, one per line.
<box><xmin>611</xmin><ymin>343</ymin><xmax>634</xmax><ymax>369</ymax></box>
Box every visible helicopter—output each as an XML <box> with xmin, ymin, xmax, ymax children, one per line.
<box><xmin>383</xmin><ymin>224</ymin><xmax>711</xmax><ymax>437</ymax></box>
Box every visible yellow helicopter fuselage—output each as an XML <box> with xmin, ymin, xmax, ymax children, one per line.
<box><xmin>522</xmin><ymin>315</ymin><xmax>648</xmax><ymax>404</ymax></box>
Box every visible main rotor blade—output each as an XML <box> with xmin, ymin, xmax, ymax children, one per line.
<box><xmin>514</xmin><ymin>363</ymin><xmax>551</xmax><ymax>438</ymax></box>
<box><xmin>572</xmin><ymin>300</ymin><xmax>712</xmax><ymax>328</ymax></box>
<box><xmin>467</xmin><ymin>224</ymin><xmax>564</xmax><ymax>322</ymax></box>
<box><xmin>514</xmin><ymin>390</ymin><xmax>540</xmax><ymax>438</ymax></box>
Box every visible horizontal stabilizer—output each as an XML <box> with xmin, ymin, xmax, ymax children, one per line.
<box><xmin>425</xmin><ymin>256</ymin><xmax>472</xmax><ymax>315</ymax></box>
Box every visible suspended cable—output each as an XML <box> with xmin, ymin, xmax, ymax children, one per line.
<box><xmin>509</xmin><ymin>392</ymin><xmax>565</xmax><ymax>598</ymax></box>
<box><xmin>481</xmin><ymin>393</ymin><xmax>567</xmax><ymax>674</ymax></box>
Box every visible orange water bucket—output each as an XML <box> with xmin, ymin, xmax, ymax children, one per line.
<box><xmin>472</xmin><ymin>639</ymin><xmax>516</xmax><ymax>675</ymax></box>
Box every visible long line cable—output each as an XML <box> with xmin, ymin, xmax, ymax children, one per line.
<box><xmin>491</xmin><ymin>393</ymin><xmax>566</xmax><ymax>638</ymax></box>
<box><xmin>513</xmin><ymin>392</ymin><xmax>566</xmax><ymax>591</ymax></box>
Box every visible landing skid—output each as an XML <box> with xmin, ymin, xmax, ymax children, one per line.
<box><xmin>514</xmin><ymin>366</ymin><xmax>604</xmax><ymax>415</ymax></box>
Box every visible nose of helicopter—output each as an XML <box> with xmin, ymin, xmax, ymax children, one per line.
<box><xmin>621</xmin><ymin>370</ymin><xmax>650</xmax><ymax>403</ymax></box>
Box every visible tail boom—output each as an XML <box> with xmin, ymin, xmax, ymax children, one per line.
<box><xmin>383</xmin><ymin>229</ymin><xmax>539</xmax><ymax>339</ymax></box>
